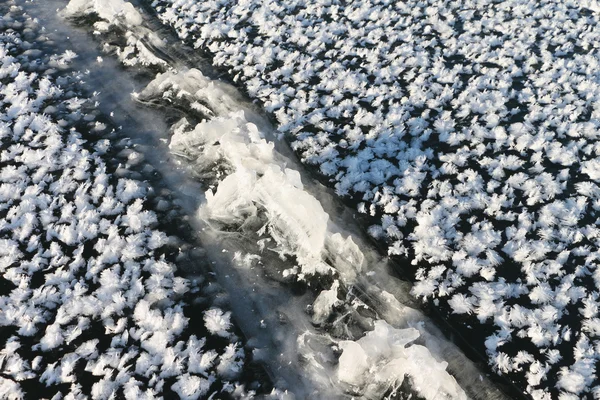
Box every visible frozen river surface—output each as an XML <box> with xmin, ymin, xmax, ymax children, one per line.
<box><xmin>0</xmin><ymin>0</ymin><xmax>559</xmax><ymax>399</ymax></box>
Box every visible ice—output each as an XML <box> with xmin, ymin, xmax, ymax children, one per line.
<box><xmin>149</xmin><ymin>0</ymin><xmax>600</xmax><ymax>395</ymax></box>
<box><xmin>63</xmin><ymin>0</ymin><xmax>168</xmax><ymax>68</ymax></box>
<box><xmin>140</xmin><ymin>69</ymin><xmax>473</xmax><ymax>399</ymax></box>
<box><xmin>64</xmin><ymin>0</ymin><xmax>143</xmax><ymax>29</ymax></box>
<box><xmin>337</xmin><ymin>320</ymin><xmax>466</xmax><ymax>400</ymax></box>
<box><xmin>311</xmin><ymin>280</ymin><xmax>341</xmax><ymax>325</ymax></box>
<box><xmin>0</xmin><ymin>3</ymin><xmax>262</xmax><ymax>398</ymax></box>
<box><xmin>337</xmin><ymin>341</ymin><xmax>368</xmax><ymax>384</ymax></box>
<box><xmin>202</xmin><ymin>157</ymin><xmax>332</xmax><ymax>276</ymax></box>
<box><xmin>325</xmin><ymin>233</ymin><xmax>365</xmax><ymax>282</ymax></box>
<box><xmin>39</xmin><ymin>0</ymin><xmax>518</xmax><ymax>397</ymax></box>
<box><xmin>143</xmin><ymin>72</ymin><xmax>356</xmax><ymax>282</ymax></box>
<box><xmin>158</xmin><ymin>87</ymin><xmax>332</xmax><ymax>278</ymax></box>
<box><xmin>138</xmin><ymin>69</ymin><xmax>243</xmax><ymax>117</ymax></box>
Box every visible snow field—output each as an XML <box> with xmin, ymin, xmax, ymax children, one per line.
<box><xmin>147</xmin><ymin>0</ymin><xmax>600</xmax><ymax>398</ymax></box>
<box><xmin>0</xmin><ymin>3</ymin><xmax>270</xmax><ymax>399</ymax></box>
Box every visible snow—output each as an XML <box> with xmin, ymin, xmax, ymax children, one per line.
<box><xmin>171</xmin><ymin>374</ymin><xmax>212</xmax><ymax>400</ymax></box>
<box><xmin>204</xmin><ymin>308</ymin><xmax>233</xmax><ymax>338</ymax></box>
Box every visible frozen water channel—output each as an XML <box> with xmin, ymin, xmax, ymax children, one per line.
<box><xmin>18</xmin><ymin>0</ymin><xmax>514</xmax><ymax>398</ymax></box>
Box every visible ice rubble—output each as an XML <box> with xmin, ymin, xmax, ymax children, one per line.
<box><xmin>337</xmin><ymin>321</ymin><xmax>465</xmax><ymax>400</ymax></box>
<box><xmin>139</xmin><ymin>68</ymin><xmax>467</xmax><ymax>399</ymax></box>
<box><xmin>0</xmin><ymin>3</ymin><xmax>265</xmax><ymax>398</ymax></box>
<box><xmin>63</xmin><ymin>0</ymin><xmax>168</xmax><ymax>68</ymax></box>
<box><xmin>147</xmin><ymin>0</ymin><xmax>600</xmax><ymax>397</ymax></box>
<box><xmin>139</xmin><ymin>70</ymin><xmax>339</xmax><ymax>281</ymax></box>
<box><xmin>65</xmin><ymin>0</ymin><xmax>143</xmax><ymax>27</ymax></box>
